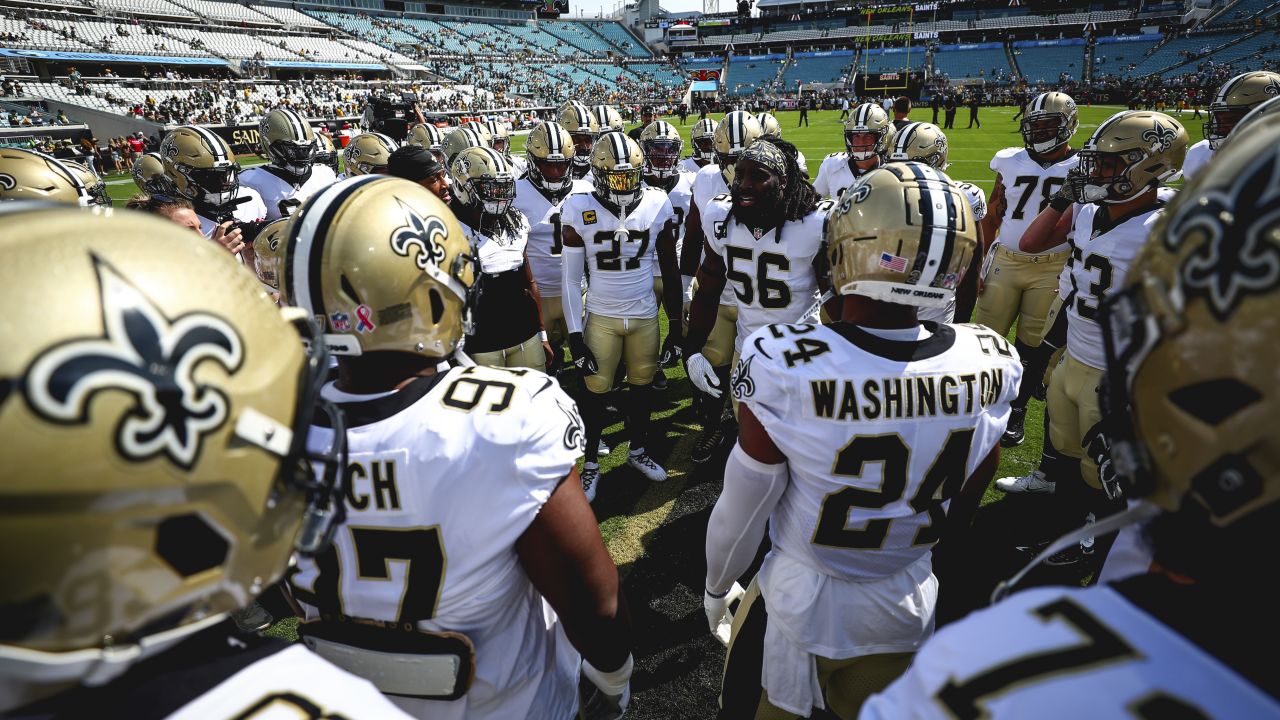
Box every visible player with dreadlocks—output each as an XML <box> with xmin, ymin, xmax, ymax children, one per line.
<box><xmin>683</xmin><ymin>137</ymin><xmax>840</xmax><ymax>406</ymax></box>
<box><xmin>449</xmin><ymin>146</ymin><xmax>555</xmax><ymax>371</ymax></box>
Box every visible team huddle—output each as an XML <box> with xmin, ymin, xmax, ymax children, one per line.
<box><xmin>2</xmin><ymin>68</ymin><xmax>1279</xmax><ymax>719</ymax></box>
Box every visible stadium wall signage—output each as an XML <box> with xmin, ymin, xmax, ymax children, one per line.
<box><xmin>0</xmin><ymin>48</ymin><xmax>223</xmax><ymax>65</ymax></box>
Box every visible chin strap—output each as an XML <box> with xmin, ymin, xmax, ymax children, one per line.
<box><xmin>991</xmin><ymin>501</ymin><xmax>1160</xmax><ymax>605</ymax></box>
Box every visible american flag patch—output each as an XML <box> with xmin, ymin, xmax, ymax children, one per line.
<box><xmin>879</xmin><ymin>252</ymin><xmax>908</xmax><ymax>272</ymax></box>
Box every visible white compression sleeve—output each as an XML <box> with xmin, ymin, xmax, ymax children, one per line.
<box><xmin>561</xmin><ymin>244</ymin><xmax>586</xmax><ymax>335</ymax></box>
<box><xmin>705</xmin><ymin>443</ymin><xmax>788</xmax><ymax>596</ymax></box>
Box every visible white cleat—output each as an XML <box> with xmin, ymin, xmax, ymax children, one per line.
<box><xmin>581</xmin><ymin>462</ymin><xmax>600</xmax><ymax>503</ymax></box>
<box><xmin>995</xmin><ymin>469</ymin><xmax>1056</xmax><ymax>494</ymax></box>
<box><xmin>598</xmin><ymin>439</ymin><xmax>610</xmax><ymax>455</ymax></box>
<box><xmin>627</xmin><ymin>450</ymin><xmax>667</xmax><ymax>482</ymax></box>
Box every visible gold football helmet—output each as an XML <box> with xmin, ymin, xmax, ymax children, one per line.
<box><xmin>407</xmin><ymin>122</ymin><xmax>444</xmax><ymax>153</ymax></box>
<box><xmin>713</xmin><ymin>110</ymin><xmax>764</xmax><ymax>185</ymax></box>
<box><xmin>755</xmin><ymin>112</ymin><xmax>782</xmax><ymax>138</ymax></box>
<box><xmin>133</xmin><ymin>151</ymin><xmax>175</xmax><ymax>196</ymax></box>
<box><xmin>1205</xmin><ymin>70</ymin><xmax>1280</xmax><ymax>149</ymax></box>
<box><xmin>559</xmin><ymin>102</ymin><xmax>599</xmax><ymax>173</ymax></box>
<box><xmin>1074</xmin><ymin>110</ymin><xmax>1186</xmax><ymax>204</ymax></box>
<box><xmin>592</xmin><ymin>132</ymin><xmax>645</xmax><ymax>207</ymax></box>
<box><xmin>63</xmin><ymin>160</ymin><xmax>110</xmax><ymax>208</ymax></box>
<box><xmin>451</xmin><ymin>146</ymin><xmax>517</xmax><ymax>216</ymax></box>
<box><xmin>259</xmin><ymin>107</ymin><xmax>316</xmax><ymax>179</ymax></box>
<box><xmin>844</xmin><ymin>103</ymin><xmax>896</xmax><ymax>160</ymax></box>
<box><xmin>525</xmin><ymin>121</ymin><xmax>575</xmax><ymax>197</ymax></box>
<box><xmin>0</xmin><ymin>147</ymin><xmax>95</xmax><ymax>206</ymax></box>
<box><xmin>161</xmin><ymin>125</ymin><xmax>241</xmax><ymax>207</ymax></box>
<box><xmin>591</xmin><ymin>105</ymin><xmax>625</xmax><ymax>134</ymax></box>
<box><xmin>640</xmin><ymin>120</ymin><xmax>683</xmax><ymax>180</ymax></box>
<box><xmin>825</xmin><ymin>162</ymin><xmax>977</xmax><ymax>309</ymax></box>
<box><xmin>283</xmin><ymin>175</ymin><xmax>478</xmax><ymax>359</ymax></box>
<box><xmin>253</xmin><ymin>216</ymin><xmax>290</xmax><ymax>294</ymax></box>
<box><xmin>341</xmin><ymin>131</ymin><xmax>398</xmax><ymax>177</ymax></box>
<box><xmin>461</xmin><ymin>120</ymin><xmax>494</xmax><ymax>148</ymax></box>
<box><xmin>886</xmin><ymin>122</ymin><xmax>949</xmax><ymax>170</ymax></box>
<box><xmin>0</xmin><ymin>205</ymin><xmax>344</xmax><ymax>687</ymax></box>
<box><xmin>1020</xmin><ymin>91</ymin><xmax>1079</xmax><ymax>154</ymax></box>
<box><xmin>1219</xmin><ymin>95</ymin><xmax>1280</xmax><ymax>152</ymax></box>
<box><xmin>314</xmin><ymin>131</ymin><xmax>340</xmax><ymax>172</ymax></box>
<box><xmin>441</xmin><ymin>126</ymin><xmax>489</xmax><ymax>170</ymax></box>
<box><xmin>691</xmin><ymin>117</ymin><xmax>718</xmax><ymax>163</ymax></box>
<box><xmin>484</xmin><ymin>119</ymin><xmax>511</xmax><ymax>155</ymax></box>
<box><xmin>1100</xmin><ymin>114</ymin><xmax>1280</xmax><ymax>545</ymax></box>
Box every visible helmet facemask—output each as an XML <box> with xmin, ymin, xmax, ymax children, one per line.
<box><xmin>530</xmin><ymin>156</ymin><xmax>572</xmax><ymax>196</ymax></box>
<box><xmin>845</xmin><ymin>129</ymin><xmax>886</xmax><ymax>161</ymax></box>
<box><xmin>182</xmin><ymin>161</ymin><xmax>240</xmax><ymax>208</ymax></box>
<box><xmin>596</xmin><ymin>163</ymin><xmax>643</xmax><ymax>208</ymax></box>
<box><xmin>643</xmin><ymin>137</ymin><xmax>682</xmax><ymax>180</ymax></box>
<box><xmin>1021</xmin><ymin>114</ymin><xmax>1071</xmax><ymax>154</ymax></box>
<box><xmin>1075</xmin><ymin>149</ymin><xmax>1148</xmax><ymax>204</ymax></box>
<box><xmin>571</xmin><ymin>131</ymin><xmax>595</xmax><ymax>172</ymax></box>
<box><xmin>269</xmin><ymin>139</ymin><xmax>317</xmax><ymax>182</ymax></box>
<box><xmin>1205</xmin><ymin>106</ymin><xmax>1250</xmax><ymax>150</ymax></box>
<box><xmin>466</xmin><ymin>174</ymin><xmax>516</xmax><ymax>216</ymax></box>
<box><xmin>692</xmin><ymin>135</ymin><xmax>715</xmax><ymax>162</ymax></box>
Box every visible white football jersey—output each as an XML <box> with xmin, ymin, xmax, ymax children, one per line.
<box><xmin>677</xmin><ymin>157</ymin><xmax>704</xmax><ymax>175</ymax></box>
<box><xmin>1065</xmin><ymin>189</ymin><xmax>1173</xmax><ymax>369</ymax></box>
<box><xmin>813</xmin><ymin>152</ymin><xmax>874</xmax><ymax>199</ymax></box>
<box><xmin>291</xmin><ymin>366</ymin><xmax>584</xmax><ymax>720</ymax></box>
<box><xmin>170</xmin><ymin>644</ymin><xmax>413</xmax><ymax>720</ymax></box>
<box><xmin>464</xmin><ymin>213</ymin><xmax>529</xmax><ymax>274</ymax></box>
<box><xmin>196</xmin><ymin>185</ymin><xmax>267</xmax><ymax>238</ymax></box>
<box><xmin>239</xmin><ymin>164</ymin><xmax>338</xmax><ymax>221</ymax></box>
<box><xmin>513</xmin><ymin>177</ymin><xmax>592</xmax><ymax>297</ymax></box>
<box><xmin>691</xmin><ymin>164</ymin><xmax>737</xmax><ymax>306</ymax></box>
<box><xmin>1182</xmin><ymin>139</ymin><xmax>1213</xmax><ymax>182</ymax></box>
<box><xmin>860</xmin><ymin>585</ymin><xmax>1280</xmax><ymax>720</ymax></box>
<box><xmin>560</xmin><ymin>187</ymin><xmax>675</xmax><ymax>319</ymax></box>
<box><xmin>733</xmin><ymin>322</ymin><xmax>1020</xmax><ymax>581</ymax></box>
<box><xmin>990</xmin><ymin>147</ymin><xmax>1081</xmax><ymax>253</ymax></box>
<box><xmin>646</xmin><ymin>173</ymin><xmax>694</xmax><ymax>278</ymax></box>
<box><xmin>509</xmin><ymin>154</ymin><xmax>529</xmax><ymax>177</ymax></box>
<box><xmin>701</xmin><ymin>195</ymin><xmax>831</xmax><ymax>351</ymax></box>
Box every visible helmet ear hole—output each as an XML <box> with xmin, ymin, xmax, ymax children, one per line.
<box><xmin>429</xmin><ymin>288</ymin><xmax>445</xmax><ymax>324</ymax></box>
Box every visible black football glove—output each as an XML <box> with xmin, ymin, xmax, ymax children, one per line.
<box><xmin>659</xmin><ymin>329</ymin><xmax>683</xmax><ymax>368</ymax></box>
<box><xmin>1050</xmin><ymin>168</ymin><xmax>1087</xmax><ymax>210</ymax></box>
<box><xmin>568</xmin><ymin>332</ymin><xmax>598</xmax><ymax>376</ymax></box>
<box><xmin>1083</xmin><ymin>417</ymin><xmax>1121</xmax><ymax>500</ymax></box>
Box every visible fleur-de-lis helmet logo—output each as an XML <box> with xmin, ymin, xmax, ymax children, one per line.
<box><xmin>1164</xmin><ymin>146</ymin><xmax>1280</xmax><ymax>320</ymax></box>
<box><xmin>23</xmin><ymin>255</ymin><xmax>243</xmax><ymax>469</ymax></box>
<box><xmin>1142</xmin><ymin>121</ymin><xmax>1177</xmax><ymax>154</ymax></box>
<box><xmin>389</xmin><ymin>196</ymin><xmax>448</xmax><ymax>269</ymax></box>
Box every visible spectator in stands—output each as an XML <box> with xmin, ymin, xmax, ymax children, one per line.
<box><xmin>892</xmin><ymin>96</ymin><xmax>912</xmax><ymax>130</ymax></box>
<box><xmin>54</xmin><ymin>109</ymin><xmax>69</xmax><ymax>126</ymax></box>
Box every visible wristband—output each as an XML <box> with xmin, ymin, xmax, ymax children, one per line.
<box><xmin>582</xmin><ymin>654</ymin><xmax>634</xmax><ymax>696</ymax></box>
<box><xmin>539</xmin><ymin>330</ymin><xmax>548</xmax><ymax>342</ymax></box>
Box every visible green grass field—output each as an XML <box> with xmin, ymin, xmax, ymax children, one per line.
<box><xmin>101</xmin><ymin>105</ymin><xmax>1205</xmax><ymax>718</ymax></box>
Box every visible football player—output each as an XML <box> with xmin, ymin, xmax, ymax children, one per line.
<box><xmin>1184</xmin><ymin>70</ymin><xmax>1280</xmax><ymax>181</ymax></box>
<box><xmin>679</xmin><ymin>110</ymin><xmax>764</xmax><ymax>463</ymax></box>
<box><xmin>0</xmin><ymin>148</ymin><xmax>99</xmax><ymax>206</ymax></box>
<box><xmin>449</xmin><ymin>146</ymin><xmax>554</xmax><ymax>371</ymax></box>
<box><xmin>131</xmin><ymin>150</ymin><xmax>174</xmax><ymax>196</ymax></box>
<box><xmin>860</xmin><ymin>115</ymin><xmax>1280</xmax><ymax>720</ymax></box>
<box><xmin>813</xmin><ymin>102</ymin><xmax>896</xmax><ymax>199</ymax></box>
<box><xmin>756</xmin><ymin>111</ymin><xmax>807</xmax><ymax>177</ymax></box>
<box><xmin>283</xmin><ymin>176</ymin><xmax>634</xmax><ymax>719</ymax></box>
<box><xmin>592</xmin><ymin>104</ymin><xmax>626</xmax><ymax>135</ymax></box>
<box><xmin>513</xmin><ymin>121</ymin><xmax>593</xmax><ymax>370</ymax></box>
<box><xmin>560</xmin><ymin>132</ymin><xmax>684</xmax><ymax>500</ymax></box>
<box><xmin>63</xmin><ymin>159</ymin><xmax>111</xmax><ymax>207</ymax></box>
<box><xmin>977</xmin><ymin>91</ymin><xmax>1081</xmax><ymax>447</ymax></box>
<box><xmin>160</xmin><ymin>125</ymin><xmax>267</xmax><ymax>238</ymax></box>
<box><xmin>886</xmin><ymin>121</ymin><xmax>987</xmax><ymax>325</ymax></box>
<box><xmin>706</xmin><ymin>163</ymin><xmax>1019</xmax><ymax>719</ymax></box>
<box><xmin>999</xmin><ymin>112</ymin><xmax>1185</xmax><ymax>544</ymax></box>
<box><xmin>559</xmin><ymin>101</ymin><xmax>600</xmax><ymax>180</ymax></box>
<box><xmin>0</xmin><ymin>204</ymin><xmax>414</xmax><ymax>718</ymax></box>
<box><xmin>341</xmin><ymin>131</ymin><xmax>399</xmax><ymax>177</ymax></box>
<box><xmin>315</xmin><ymin>130</ymin><xmax>341</xmax><ymax>173</ymax></box>
<box><xmin>441</xmin><ymin>125</ymin><xmax>490</xmax><ymax>171</ymax></box>
<box><xmin>681</xmin><ymin>117</ymin><xmax>718</xmax><ymax>174</ymax></box>
<box><xmin>640</xmin><ymin>120</ymin><xmax>693</xmax><ymax>311</ymax></box>
<box><xmin>241</xmin><ymin>107</ymin><xmax>338</xmax><ymax>221</ymax></box>
<box><xmin>684</xmin><ymin>138</ymin><xmax>841</xmax><ymax>415</ymax></box>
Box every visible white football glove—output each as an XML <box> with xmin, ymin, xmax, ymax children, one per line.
<box><xmin>686</xmin><ymin>352</ymin><xmax>722</xmax><ymax>398</ymax></box>
<box><xmin>704</xmin><ymin>582</ymin><xmax>746</xmax><ymax>646</ymax></box>
<box><xmin>579</xmin><ymin>655</ymin><xmax>633</xmax><ymax>720</ymax></box>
